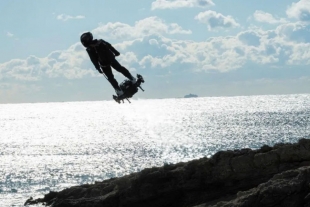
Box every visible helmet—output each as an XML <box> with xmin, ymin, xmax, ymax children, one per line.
<box><xmin>80</xmin><ymin>32</ymin><xmax>93</xmax><ymax>47</ymax></box>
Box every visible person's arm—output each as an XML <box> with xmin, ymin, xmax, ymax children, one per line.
<box><xmin>86</xmin><ymin>48</ymin><xmax>102</xmax><ymax>73</ymax></box>
<box><xmin>103</xmin><ymin>40</ymin><xmax>120</xmax><ymax>56</ymax></box>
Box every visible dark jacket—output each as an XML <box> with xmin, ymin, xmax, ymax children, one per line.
<box><xmin>86</xmin><ymin>39</ymin><xmax>120</xmax><ymax>72</ymax></box>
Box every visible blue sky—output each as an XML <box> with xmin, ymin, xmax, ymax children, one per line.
<box><xmin>0</xmin><ymin>0</ymin><xmax>310</xmax><ymax>103</ymax></box>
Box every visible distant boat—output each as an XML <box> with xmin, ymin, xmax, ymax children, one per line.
<box><xmin>184</xmin><ymin>93</ymin><xmax>198</xmax><ymax>98</ymax></box>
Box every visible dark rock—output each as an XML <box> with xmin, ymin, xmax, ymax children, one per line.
<box><xmin>25</xmin><ymin>138</ymin><xmax>310</xmax><ymax>207</ymax></box>
<box><xmin>206</xmin><ymin>166</ymin><xmax>310</xmax><ymax>207</ymax></box>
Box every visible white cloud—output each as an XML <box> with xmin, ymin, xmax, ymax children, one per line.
<box><xmin>6</xmin><ymin>32</ymin><xmax>14</xmax><ymax>37</ymax></box>
<box><xmin>2</xmin><ymin>14</ymin><xmax>310</xmax><ymax>84</ymax></box>
<box><xmin>92</xmin><ymin>16</ymin><xmax>191</xmax><ymax>40</ymax></box>
<box><xmin>151</xmin><ymin>0</ymin><xmax>214</xmax><ymax>10</ymax></box>
<box><xmin>288</xmin><ymin>43</ymin><xmax>310</xmax><ymax>65</ymax></box>
<box><xmin>45</xmin><ymin>43</ymin><xmax>94</xmax><ymax>79</ymax></box>
<box><xmin>0</xmin><ymin>26</ymin><xmax>306</xmax><ymax>82</ymax></box>
<box><xmin>190</xmin><ymin>37</ymin><xmax>247</xmax><ymax>71</ymax></box>
<box><xmin>57</xmin><ymin>14</ymin><xmax>85</xmax><ymax>21</ymax></box>
<box><xmin>276</xmin><ymin>22</ymin><xmax>310</xmax><ymax>43</ymax></box>
<box><xmin>117</xmin><ymin>52</ymin><xmax>139</xmax><ymax>67</ymax></box>
<box><xmin>0</xmin><ymin>57</ymin><xmax>45</xmax><ymax>81</ymax></box>
<box><xmin>245</xmin><ymin>23</ymin><xmax>310</xmax><ymax>65</ymax></box>
<box><xmin>238</xmin><ymin>31</ymin><xmax>261</xmax><ymax>47</ymax></box>
<box><xmin>287</xmin><ymin>0</ymin><xmax>310</xmax><ymax>22</ymax></box>
<box><xmin>195</xmin><ymin>10</ymin><xmax>240</xmax><ymax>31</ymax></box>
<box><xmin>116</xmin><ymin>35</ymin><xmax>246</xmax><ymax>72</ymax></box>
<box><xmin>0</xmin><ymin>43</ymin><xmax>94</xmax><ymax>81</ymax></box>
<box><xmin>117</xmin><ymin>22</ymin><xmax>310</xmax><ymax>71</ymax></box>
<box><xmin>253</xmin><ymin>10</ymin><xmax>287</xmax><ymax>24</ymax></box>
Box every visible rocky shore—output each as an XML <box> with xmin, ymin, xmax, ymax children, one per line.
<box><xmin>25</xmin><ymin>138</ymin><xmax>310</xmax><ymax>207</ymax></box>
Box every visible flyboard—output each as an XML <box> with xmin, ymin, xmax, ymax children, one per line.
<box><xmin>112</xmin><ymin>74</ymin><xmax>145</xmax><ymax>104</ymax></box>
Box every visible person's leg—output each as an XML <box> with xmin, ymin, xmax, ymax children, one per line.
<box><xmin>110</xmin><ymin>59</ymin><xmax>135</xmax><ymax>80</ymax></box>
<box><xmin>101</xmin><ymin>65</ymin><xmax>121</xmax><ymax>91</ymax></box>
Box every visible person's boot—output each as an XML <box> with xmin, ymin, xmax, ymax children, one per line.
<box><xmin>130</xmin><ymin>76</ymin><xmax>137</xmax><ymax>84</ymax></box>
<box><xmin>115</xmin><ymin>89</ymin><xmax>124</xmax><ymax>97</ymax></box>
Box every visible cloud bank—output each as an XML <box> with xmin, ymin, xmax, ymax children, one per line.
<box><xmin>195</xmin><ymin>10</ymin><xmax>240</xmax><ymax>31</ymax></box>
<box><xmin>151</xmin><ymin>0</ymin><xmax>214</xmax><ymax>10</ymax></box>
<box><xmin>253</xmin><ymin>10</ymin><xmax>286</xmax><ymax>24</ymax></box>
<box><xmin>57</xmin><ymin>14</ymin><xmax>85</xmax><ymax>21</ymax></box>
<box><xmin>1</xmin><ymin>1</ymin><xmax>310</xmax><ymax>84</ymax></box>
<box><xmin>286</xmin><ymin>0</ymin><xmax>310</xmax><ymax>22</ymax></box>
<box><xmin>92</xmin><ymin>16</ymin><xmax>192</xmax><ymax>40</ymax></box>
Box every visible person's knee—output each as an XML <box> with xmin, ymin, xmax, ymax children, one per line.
<box><xmin>107</xmin><ymin>76</ymin><xmax>116</xmax><ymax>82</ymax></box>
<box><xmin>104</xmin><ymin>72</ymin><xmax>114</xmax><ymax>80</ymax></box>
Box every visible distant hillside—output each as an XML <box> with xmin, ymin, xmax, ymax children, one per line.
<box><xmin>184</xmin><ymin>93</ymin><xmax>198</xmax><ymax>98</ymax></box>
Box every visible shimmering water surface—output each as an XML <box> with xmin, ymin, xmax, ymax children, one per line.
<box><xmin>1</xmin><ymin>94</ymin><xmax>310</xmax><ymax>206</ymax></box>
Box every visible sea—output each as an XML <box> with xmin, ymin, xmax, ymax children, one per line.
<box><xmin>1</xmin><ymin>94</ymin><xmax>310</xmax><ymax>206</ymax></box>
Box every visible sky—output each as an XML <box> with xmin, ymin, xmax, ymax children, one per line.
<box><xmin>0</xmin><ymin>0</ymin><xmax>310</xmax><ymax>103</ymax></box>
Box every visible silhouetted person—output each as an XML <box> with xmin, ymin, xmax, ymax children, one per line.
<box><xmin>80</xmin><ymin>32</ymin><xmax>136</xmax><ymax>96</ymax></box>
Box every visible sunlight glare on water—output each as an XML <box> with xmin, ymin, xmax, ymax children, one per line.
<box><xmin>0</xmin><ymin>94</ymin><xmax>310</xmax><ymax>206</ymax></box>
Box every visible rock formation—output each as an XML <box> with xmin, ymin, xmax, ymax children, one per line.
<box><xmin>25</xmin><ymin>138</ymin><xmax>310</xmax><ymax>207</ymax></box>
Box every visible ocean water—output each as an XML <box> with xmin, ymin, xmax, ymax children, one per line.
<box><xmin>1</xmin><ymin>94</ymin><xmax>310</xmax><ymax>206</ymax></box>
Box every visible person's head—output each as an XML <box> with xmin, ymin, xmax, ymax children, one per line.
<box><xmin>80</xmin><ymin>32</ymin><xmax>93</xmax><ymax>47</ymax></box>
